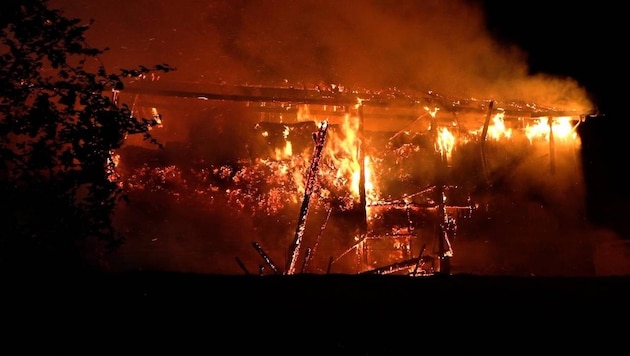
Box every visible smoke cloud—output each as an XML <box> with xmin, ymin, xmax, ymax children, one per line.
<box><xmin>53</xmin><ymin>0</ymin><xmax>592</xmax><ymax>111</ymax></box>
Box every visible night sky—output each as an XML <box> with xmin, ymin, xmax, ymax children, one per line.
<box><xmin>481</xmin><ymin>1</ymin><xmax>627</xmax><ymax>118</ymax></box>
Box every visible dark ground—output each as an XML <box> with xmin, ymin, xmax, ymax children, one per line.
<box><xmin>8</xmin><ymin>271</ymin><xmax>630</xmax><ymax>352</ymax></box>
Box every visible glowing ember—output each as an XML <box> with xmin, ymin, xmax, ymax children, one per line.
<box><xmin>107</xmin><ymin>151</ymin><xmax>121</xmax><ymax>183</ymax></box>
<box><xmin>151</xmin><ymin>107</ymin><xmax>162</xmax><ymax>128</ymax></box>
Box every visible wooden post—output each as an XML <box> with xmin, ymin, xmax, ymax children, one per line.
<box><xmin>358</xmin><ymin>103</ymin><xmax>367</xmax><ymax>233</ymax></box>
<box><xmin>251</xmin><ymin>241</ymin><xmax>280</xmax><ymax>275</ymax></box>
<box><xmin>431</xmin><ymin>109</ymin><xmax>451</xmax><ymax>275</ymax></box>
<box><xmin>480</xmin><ymin>101</ymin><xmax>494</xmax><ymax>187</ymax></box>
<box><xmin>286</xmin><ymin>120</ymin><xmax>329</xmax><ymax>275</ymax></box>
<box><xmin>548</xmin><ymin>117</ymin><xmax>556</xmax><ymax>174</ymax></box>
<box><xmin>357</xmin><ymin>103</ymin><xmax>368</xmax><ymax>269</ymax></box>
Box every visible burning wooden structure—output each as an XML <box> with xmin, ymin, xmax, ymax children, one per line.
<box><xmin>114</xmin><ymin>80</ymin><xmax>593</xmax><ymax>276</ymax></box>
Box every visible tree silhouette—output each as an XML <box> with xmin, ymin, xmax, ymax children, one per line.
<box><xmin>0</xmin><ymin>0</ymin><xmax>175</xmax><ymax>272</ymax></box>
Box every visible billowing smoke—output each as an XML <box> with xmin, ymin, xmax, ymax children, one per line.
<box><xmin>53</xmin><ymin>0</ymin><xmax>592</xmax><ymax>111</ymax></box>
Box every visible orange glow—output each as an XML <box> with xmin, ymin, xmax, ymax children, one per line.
<box><xmin>424</xmin><ymin>106</ymin><xmax>440</xmax><ymax>118</ymax></box>
<box><xmin>325</xmin><ymin>113</ymin><xmax>379</xmax><ymax>203</ymax></box>
<box><xmin>151</xmin><ymin>107</ymin><xmax>162</xmax><ymax>128</ymax></box>
<box><xmin>297</xmin><ymin>105</ymin><xmax>312</xmax><ymax>122</ymax></box>
<box><xmin>350</xmin><ymin>156</ymin><xmax>377</xmax><ymax>202</ymax></box>
<box><xmin>525</xmin><ymin>116</ymin><xmax>577</xmax><ymax>143</ymax></box>
<box><xmin>436</xmin><ymin>127</ymin><xmax>455</xmax><ymax>162</ymax></box>
<box><xmin>486</xmin><ymin>112</ymin><xmax>512</xmax><ymax>140</ymax></box>
<box><xmin>107</xmin><ymin>151</ymin><xmax>121</xmax><ymax>183</ymax></box>
<box><xmin>274</xmin><ymin>125</ymin><xmax>293</xmax><ymax>160</ymax></box>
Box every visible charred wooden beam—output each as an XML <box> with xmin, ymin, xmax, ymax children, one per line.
<box><xmin>332</xmin><ymin>233</ymin><xmax>369</xmax><ymax>265</ymax></box>
<box><xmin>302</xmin><ymin>206</ymin><xmax>333</xmax><ymax>273</ymax></box>
<box><xmin>122</xmin><ymin>83</ymin><xmax>360</xmax><ymax>106</ymax></box>
<box><xmin>359</xmin><ymin>255</ymin><xmax>433</xmax><ymax>275</ymax></box>
<box><xmin>549</xmin><ymin>116</ymin><xmax>556</xmax><ymax>174</ymax></box>
<box><xmin>235</xmin><ymin>256</ymin><xmax>250</xmax><ymax>275</ymax></box>
<box><xmin>286</xmin><ymin>120</ymin><xmax>329</xmax><ymax>275</ymax></box>
<box><xmin>411</xmin><ymin>244</ymin><xmax>428</xmax><ymax>276</ymax></box>
<box><xmin>300</xmin><ymin>248</ymin><xmax>312</xmax><ymax>274</ymax></box>
<box><xmin>481</xmin><ymin>101</ymin><xmax>494</xmax><ymax>187</ymax></box>
<box><xmin>120</xmin><ymin>81</ymin><xmax>593</xmax><ymax>118</ymax></box>
<box><xmin>357</xmin><ymin>103</ymin><xmax>368</xmax><ymax>265</ymax></box>
<box><xmin>251</xmin><ymin>241</ymin><xmax>280</xmax><ymax>275</ymax></box>
<box><xmin>431</xmin><ymin>108</ymin><xmax>453</xmax><ymax>275</ymax></box>
<box><xmin>236</xmin><ymin>104</ymin><xmax>585</xmax><ymax>122</ymax></box>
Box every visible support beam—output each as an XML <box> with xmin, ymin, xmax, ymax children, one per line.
<box><xmin>120</xmin><ymin>81</ymin><xmax>592</xmax><ymax>118</ymax></box>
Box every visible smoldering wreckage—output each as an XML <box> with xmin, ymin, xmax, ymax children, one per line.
<box><xmin>106</xmin><ymin>78</ymin><xmax>599</xmax><ymax>277</ymax></box>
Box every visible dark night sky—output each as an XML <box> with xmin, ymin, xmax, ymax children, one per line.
<box><xmin>481</xmin><ymin>1</ymin><xmax>627</xmax><ymax>117</ymax></box>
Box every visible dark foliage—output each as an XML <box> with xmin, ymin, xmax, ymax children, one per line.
<box><xmin>0</xmin><ymin>0</ymin><xmax>175</xmax><ymax>272</ymax></box>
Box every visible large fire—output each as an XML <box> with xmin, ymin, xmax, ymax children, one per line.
<box><xmin>112</xmin><ymin>87</ymin><xmax>585</xmax><ymax>276</ymax></box>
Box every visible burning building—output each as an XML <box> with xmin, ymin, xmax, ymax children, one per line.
<box><xmin>52</xmin><ymin>0</ymin><xmax>609</xmax><ymax>276</ymax></box>
<box><xmin>107</xmin><ymin>79</ymin><xmax>594</xmax><ymax>276</ymax></box>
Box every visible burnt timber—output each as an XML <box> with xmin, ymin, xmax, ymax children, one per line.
<box><xmin>120</xmin><ymin>80</ymin><xmax>593</xmax><ymax>120</ymax></box>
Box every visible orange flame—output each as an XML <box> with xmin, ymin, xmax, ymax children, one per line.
<box><xmin>325</xmin><ymin>113</ymin><xmax>378</xmax><ymax>203</ymax></box>
<box><xmin>525</xmin><ymin>116</ymin><xmax>577</xmax><ymax>143</ymax></box>
<box><xmin>487</xmin><ymin>112</ymin><xmax>512</xmax><ymax>140</ymax></box>
<box><xmin>436</xmin><ymin>127</ymin><xmax>455</xmax><ymax>163</ymax></box>
<box><xmin>297</xmin><ymin>105</ymin><xmax>312</xmax><ymax>122</ymax></box>
<box><xmin>274</xmin><ymin>125</ymin><xmax>293</xmax><ymax>160</ymax></box>
<box><xmin>424</xmin><ymin>106</ymin><xmax>440</xmax><ymax>119</ymax></box>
